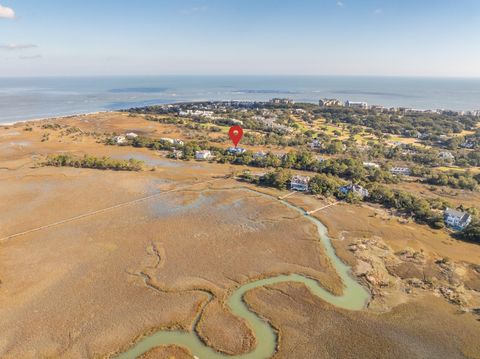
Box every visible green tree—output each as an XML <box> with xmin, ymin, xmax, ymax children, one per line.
<box><xmin>264</xmin><ymin>152</ymin><xmax>282</xmax><ymax>168</ymax></box>
<box><xmin>182</xmin><ymin>142</ymin><xmax>201</xmax><ymax>160</ymax></box>
<box><xmin>325</xmin><ymin>140</ymin><xmax>344</xmax><ymax>154</ymax></box>
<box><xmin>295</xmin><ymin>150</ymin><xmax>315</xmax><ymax>170</ymax></box>
<box><xmin>261</xmin><ymin>169</ymin><xmax>292</xmax><ymax>190</ymax></box>
<box><xmin>309</xmin><ymin>174</ymin><xmax>340</xmax><ymax>197</ymax></box>
<box><xmin>282</xmin><ymin>152</ymin><xmax>297</xmax><ymax>168</ymax></box>
<box><xmin>459</xmin><ymin>220</ymin><xmax>480</xmax><ymax>244</ymax></box>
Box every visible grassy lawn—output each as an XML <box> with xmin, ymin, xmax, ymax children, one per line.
<box><xmin>435</xmin><ymin>166</ymin><xmax>480</xmax><ymax>174</ymax></box>
<box><xmin>386</xmin><ymin>135</ymin><xmax>420</xmax><ymax>144</ymax></box>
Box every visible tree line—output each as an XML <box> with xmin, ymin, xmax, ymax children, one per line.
<box><xmin>241</xmin><ymin>169</ymin><xmax>445</xmax><ymax>226</ymax></box>
<box><xmin>44</xmin><ymin>154</ymin><xmax>143</xmax><ymax>171</ymax></box>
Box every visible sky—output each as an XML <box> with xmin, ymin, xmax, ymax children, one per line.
<box><xmin>0</xmin><ymin>0</ymin><xmax>480</xmax><ymax>77</ymax></box>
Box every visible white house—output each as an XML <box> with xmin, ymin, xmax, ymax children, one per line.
<box><xmin>174</xmin><ymin>139</ymin><xmax>184</xmax><ymax>146</ymax></box>
<box><xmin>370</xmin><ymin>105</ymin><xmax>386</xmax><ymax>112</ymax></box>
<box><xmin>125</xmin><ymin>132</ymin><xmax>138</xmax><ymax>140</ymax></box>
<box><xmin>113</xmin><ymin>135</ymin><xmax>127</xmax><ymax>145</ymax></box>
<box><xmin>227</xmin><ymin>147</ymin><xmax>246</xmax><ymax>155</ymax></box>
<box><xmin>345</xmin><ymin>101</ymin><xmax>369</xmax><ymax>110</ymax></box>
<box><xmin>390</xmin><ymin>167</ymin><xmax>412</xmax><ymax>176</ymax></box>
<box><xmin>160</xmin><ymin>137</ymin><xmax>175</xmax><ymax>144</ymax></box>
<box><xmin>439</xmin><ymin>151</ymin><xmax>455</xmax><ymax>160</ymax></box>
<box><xmin>195</xmin><ymin>150</ymin><xmax>213</xmax><ymax>161</ymax></box>
<box><xmin>339</xmin><ymin>183</ymin><xmax>369</xmax><ymax>198</ymax></box>
<box><xmin>253</xmin><ymin>151</ymin><xmax>267</xmax><ymax>159</ymax></box>
<box><xmin>444</xmin><ymin>208</ymin><xmax>472</xmax><ymax>230</ymax></box>
<box><xmin>229</xmin><ymin>119</ymin><xmax>244</xmax><ymax>125</ymax></box>
<box><xmin>179</xmin><ymin>110</ymin><xmax>215</xmax><ymax>118</ymax></box>
<box><xmin>310</xmin><ymin>139</ymin><xmax>322</xmax><ymax>150</ymax></box>
<box><xmin>270</xmin><ymin>98</ymin><xmax>295</xmax><ymax>105</ymax></box>
<box><xmin>319</xmin><ymin>98</ymin><xmax>343</xmax><ymax>107</ymax></box>
<box><xmin>363</xmin><ymin>162</ymin><xmax>380</xmax><ymax>169</ymax></box>
<box><xmin>290</xmin><ymin>175</ymin><xmax>310</xmax><ymax>192</ymax></box>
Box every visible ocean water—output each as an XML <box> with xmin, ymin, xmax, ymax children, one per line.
<box><xmin>0</xmin><ymin>76</ymin><xmax>479</xmax><ymax>124</ymax></box>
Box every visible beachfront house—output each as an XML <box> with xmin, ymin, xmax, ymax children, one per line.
<box><xmin>390</xmin><ymin>167</ymin><xmax>412</xmax><ymax>176</ymax></box>
<box><xmin>444</xmin><ymin>208</ymin><xmax>472</xmax><ymax>230</ymax></box>
<box><xmin>270</xmin><ymin>98</ymin><xmax>295</xmax><ymax>105</ymax></box>
<box><xmin>113</xmin><ymin>135</ymin><xmax>127</xmax><ymax>145</ymax></box>
<box><xmin>370</xmin><ymin>105</ymin><xmax>386</xmax><ymax>112</ymax></box>
<box><xmin>345</xmin><ymin>101</ymin><xmax>369</xmax><ymax>110</ymax></box>
<box><xmin>339</xmin><ymin>183</ymin><xmax>370</xmax><ymax>199</ymax></box>
<box><xmin>125</xmin><ymin>132</ymin><xmax>138</xmax><ymax>140</ymax></box>
<box><xmin>319</xmin><ymin>98</ymin><xmax>343</xmax><ymax>107</ymax></box>
<box><xmin>290</xmin><ymin>175</ymin><xmax>310</xmax><ymax>192</ymax></box>
<box><xmin>195</xmin><ymin>150</ymin><xmax>213</xmax><ymax>161</ymax></box>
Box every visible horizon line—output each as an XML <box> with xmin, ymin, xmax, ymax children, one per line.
<box><xmin>1</xmin><ymin>74</ymin><xmax>480</xmax><ymax>79</ymax></box>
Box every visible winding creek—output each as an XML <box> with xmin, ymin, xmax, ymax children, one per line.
<box><xmin>115</xmin><ymin>189</ymin><xmax>370</xmax><ymax>359</ymax></box>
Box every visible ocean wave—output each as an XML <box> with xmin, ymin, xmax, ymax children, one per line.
<box><xmin>108</xmin><ymin>87</ymin><xmax>169</xmax><ymax>94</ymax></box>
<box><xmin>232</xmin><ymin>89</ymin><xmax>299</xmax><ymax>94</ymax></box>
<box><xmin>332</xmin><ymin>90</ymin><xmax>419</xmax><ymax>98</ymax></box>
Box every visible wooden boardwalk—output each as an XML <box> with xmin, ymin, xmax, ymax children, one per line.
<box><xmin>0</xmin><ymin>178</ymin><xmax>221</xmax><ymax>242</ymax></box>
<box><xmin>278</xmin><ymin>191</ymin><xmax>297</xmax><ymax>200</ymax></box>
<box><xmin>307</xmin><ymin>202</ymin><xmax>338</xmax><ymax>215</ymax></box>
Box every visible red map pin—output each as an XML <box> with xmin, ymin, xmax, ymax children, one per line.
<box><xmin>229</xmin><ymin>125</ymin><xmax>244</xmax><ymax>148</ymax></box>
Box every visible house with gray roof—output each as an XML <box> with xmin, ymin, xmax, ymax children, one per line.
<box><xmin>290</xmin><ymin>175</ymin><xmax>310</xmax><ymax>192</ymax></box>
<box><xmin>339</xmin><ymin>183</ymin><xmax>369</xmax><ymax>199</ymax></box>
<box><xmin>444</xmin><ymin>208</ymin><xmax>472</xmax><ymax>230</ymax></box>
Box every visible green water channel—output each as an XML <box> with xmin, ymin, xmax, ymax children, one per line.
<box><xmin>115</xmin><ymin>192</ymin><xmax>370</xmax><ymax>359</ymax></box>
